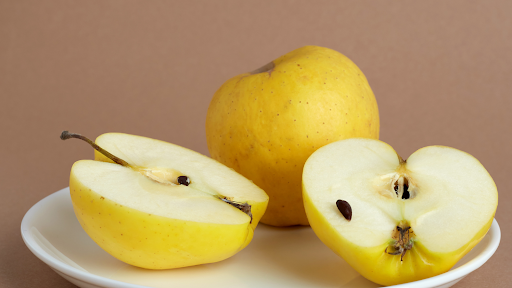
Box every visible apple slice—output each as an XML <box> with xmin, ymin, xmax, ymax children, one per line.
<box><xmin>302</xmin><ymin>138</ymin><xmax>498</xmax><ymax>286</ymax></box>
<box><xmin>62</xmin><ymin>132</ymin><xmax>268</xmax><ymax>269</ymax></box>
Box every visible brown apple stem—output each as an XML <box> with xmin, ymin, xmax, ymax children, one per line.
<box><xmin>60</xmin><ymin>131</ymin><xmax>132</xmax><ymax>168</ymax></box>
<box><xmin>250</xmin><ymin>61</ymin><xmax>275</xmax><ymax>75</ymax></box>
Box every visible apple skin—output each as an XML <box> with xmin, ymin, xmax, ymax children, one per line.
<box><xmin>206</xmin><ymin>45</ymin><xmax>379</xmax><ymax>226</ymax></box>
<box><xmin>304</xmin><ymin>191</ymin><xmax>494</xmax><ymax>286</ymax></box>
<box><xmin>70</xmin><ymin>178</ymin><xmax>254</xmax><ymax>269</ymax></box>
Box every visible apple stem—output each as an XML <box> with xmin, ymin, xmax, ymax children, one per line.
<box><xmin>250</xmin><ymin>61</ymin><xmax>275</xmax><ymax>75</ymax></box>
<box><xmin>60</xmin><ymin>131</ymin><xmax>132</xmax><ymax>168</ymax></box>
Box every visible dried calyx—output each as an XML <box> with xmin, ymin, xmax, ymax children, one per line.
<box><xmin>385</xmin><ymin>222</ymin><xmax>414</xmax><ymax>261</ymax></box>
<box><xmin>220</xmin><ymin>197</ymin><xmax>253</xmax><ymax>223</ymax></box>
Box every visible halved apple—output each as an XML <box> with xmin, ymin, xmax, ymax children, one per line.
<box><xmin>62</xmin><ymin>132</ymin><xmax>269</xmax><ymax>269</ymax></box>
<box><xmin>302</xmin><ymin>138</ymin><xmax>498</xmax><ymax>286</ymax></box>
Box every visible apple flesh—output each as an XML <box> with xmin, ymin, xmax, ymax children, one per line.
<box><xmin>206</xmin><ymin>45</ymin><xmax>379</xmax><ymax>226</ymax></box>
<box><xmin>303</xmin><ymin>138</ymin><xmax>498</xmax><ymax>286</ymax></box>
<box><xmin>64</xmin><ymin>132</ymin><xmax>269</xmax><ymax>269</ymax></box>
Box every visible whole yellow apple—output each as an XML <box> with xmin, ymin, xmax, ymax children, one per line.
<box><xmin>206</xmin><ymin>46</ymin><xmax>379</xmax><ymax>226</ymax></box>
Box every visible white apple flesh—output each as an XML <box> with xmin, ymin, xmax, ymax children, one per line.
<box><xmin>303</xmin><ymin>138</ymin><xmax>498</xmax><ymax>286</ymax></box>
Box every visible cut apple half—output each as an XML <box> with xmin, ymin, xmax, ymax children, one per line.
<box><xmin>63</xmin><ymin>132</ymin><xmax>268</xmax><ymax>269</ymax></box>
<box><xmin>302</xmin><ymin>138</ymin><xmax>498</xmax><ymax>286</ymax></box>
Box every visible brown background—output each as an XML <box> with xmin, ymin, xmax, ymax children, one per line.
<box><xmin>1</xmin><ymin>1</ymin><xmax>511</xmax><ymax>287</ymax></box>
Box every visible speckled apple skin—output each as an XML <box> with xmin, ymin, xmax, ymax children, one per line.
<box><xmin>206</xmin><ymin>45</ymin><xmax>379</xmax><ymax>226</ymax></box>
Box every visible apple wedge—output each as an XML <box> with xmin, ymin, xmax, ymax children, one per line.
<box><xmin>62</xmin><ymin>132</ymin><xmax>268</xmax><ymax>269</ymax></box>
<box><xmin>302</xmin><ymin>138</ymin><xmax>498</xmax><ymax>286</ymax></box>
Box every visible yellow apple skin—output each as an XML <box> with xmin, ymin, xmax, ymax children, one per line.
<box><xmin>70</xmin><ymin>161</ymin><xmax>267</xmax><ymax>269</ymax></box>
<box><xmin>303</xmin><ymin>192</ymin><xmax>495</xmax><ymax>286</ymax></box>
<box><xmin>206</xmin><ymin>45</ymin><xmax>379</xmax><ymax>226</ymax></box>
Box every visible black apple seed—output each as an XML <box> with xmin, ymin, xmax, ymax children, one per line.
<box><xmin>336</xmin><ymin>200</ymin><xmax>352</xmax><ymax>221</ymax></box>
<box><xmin>177</xmin><ymin>176</ymin><xmax>190</xmax><ymax>186</ymax></box>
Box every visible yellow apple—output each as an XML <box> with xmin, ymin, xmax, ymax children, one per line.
<box><xmin>303</xmin><ymin>138</ymin><xmax>498</xmax><ymax>286</ymax></box>
<box><xmin>206</xmin><ymin>45</ymin><xmax>379</xmax><ymax>226</ymax></box>
<box><xmin>62</xmin><ymin>131</ymin><xmax>268</xmax><ymax>269</ymax></box>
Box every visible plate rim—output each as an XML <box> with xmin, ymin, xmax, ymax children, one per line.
<box><xmin>21</xmin><ymin>187</ymin><xmax>501</xmax><ymax>288</ymax></box>
<box><xmin>21</xmin><ymin>187</ymin><xmax>148</xmax><ymax>288</ymax></box>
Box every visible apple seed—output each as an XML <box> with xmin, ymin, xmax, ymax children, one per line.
<box><xmin>402</xmin><ymin>188</ymin><xmax>410</xmax><ymax>200</ymax></box>
<box><xmin>177</xmin><ymin>176</ymin><xmax>191</xmax><ymax>186</ymax></box>
<box><xmin>336</xmin><ymin>200</ymin><xmax>352</xmax><ymax>221</ymax></box>
<box><xmin>401</xmin><ymin>177</ymin><xmax>410</xmax><ymax>199</ymax></box>
<box><xmin>393</xmin><ymin>177</ymin><xmax>413</xmax><ymax>200</ymax></box>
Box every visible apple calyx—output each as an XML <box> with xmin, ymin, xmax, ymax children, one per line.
<box><xmin>220</xmin><ymin>197</ymin><xmax>253</xmax><ymax>223</ymax></box>
<box><xmin>385</xmin><ymin>221</ymin><xmax>415</xmax><ymax>261</ymax></box>
<box><xmin>60</xmin><ymin>131</ymin><xmax>253</xmax><ymax>220</ymax></box>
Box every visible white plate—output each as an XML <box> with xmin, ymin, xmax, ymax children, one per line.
<box><xmin>21</xmin><ymin>187</ymin><xmax>500</xmax><ymax>288</ymax></box>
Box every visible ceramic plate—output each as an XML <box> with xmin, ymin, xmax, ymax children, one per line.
<box><xmin>21</xmin><ymin>188</ymin><xmax>500</xmax><ymax>288</ymax></box>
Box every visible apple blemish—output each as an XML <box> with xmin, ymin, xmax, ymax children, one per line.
<box><xmin>336</xmin><ymin>200</ymin><xmax>352</xmax><ymax>221</ymax></box>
